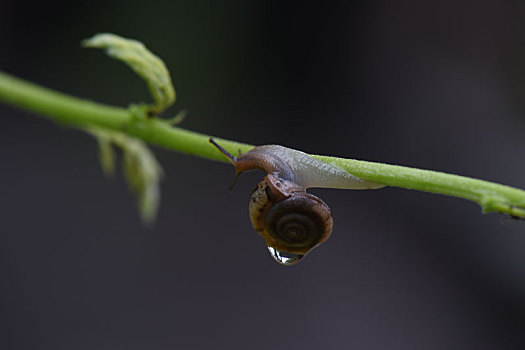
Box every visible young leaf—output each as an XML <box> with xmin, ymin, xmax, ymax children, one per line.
<box><xmin>82</xmin><ymin>33</ymin><xmax>175</xmax><ymax>113</ymax></box>
<box><xmin>87</xmin><ymin>126</ymin><xmax>163</xmax><ymax>224</ymax></box>
<box><xmin>96</xmin><ymin>134</ymin><xmax>116</xmax><ymax>176</ymax></box>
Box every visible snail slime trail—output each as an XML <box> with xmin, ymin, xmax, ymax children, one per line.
<box><xmin>210</xmin><ymin>138</ymin><xmax>380</xmax><ymax>265</ymax></box>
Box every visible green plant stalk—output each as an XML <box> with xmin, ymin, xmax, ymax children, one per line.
<box><xmin>1</xmin><ymin>70</ymin><xmax>525</xmax><ymax>218</ymax></box>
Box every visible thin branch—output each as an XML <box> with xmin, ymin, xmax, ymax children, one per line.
<box><xmin>1</xmin><ymin>70</ymin><xmax>525</xmax><ymax>218</ymax></box>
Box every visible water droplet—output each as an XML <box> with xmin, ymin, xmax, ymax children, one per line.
<box><xmin>267</xmin><ymin>246</ymin><xmax>303</xmax><ymax>265</ymax></box>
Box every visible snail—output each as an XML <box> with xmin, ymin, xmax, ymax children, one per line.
<box><xmin>210</xmin><ymin>138</ymin><xmax>384</xmax><ymax>265</ymax></box>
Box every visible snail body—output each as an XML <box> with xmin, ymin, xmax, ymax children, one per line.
<box><xmin>224</xmin><ymin>144</ymin><xmax>383</xmax><ymax>190</ymax></box>
<box><xmin>210</xmin><ymin>139</ymin><xmax>383</xmax><ymax>265</ymax></box>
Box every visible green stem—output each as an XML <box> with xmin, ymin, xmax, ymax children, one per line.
<box><xmin>317</xmin><ymin>156</ymin><xmax>525</xmax><ymax>217</ymax></box>
<box><xmin>1</xmin><ymin>70</ymin><xmax>524</xmax><ymax>218</ymax></box>
<box><xmin>0</xmin><ymin>71</ymin><xmax>253</xmax><ymax>158</ymax></box>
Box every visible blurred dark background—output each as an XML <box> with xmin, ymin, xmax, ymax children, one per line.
<box><xmin>2</xmin><ymin>0</ymin><xmax>525</xmax><ymax>349</ymax></box>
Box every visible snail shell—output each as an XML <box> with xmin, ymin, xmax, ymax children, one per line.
<box><xmin>249</xmin><ymin>174</ymin><xmax>333</xmax><ymax>256</ymax></box>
